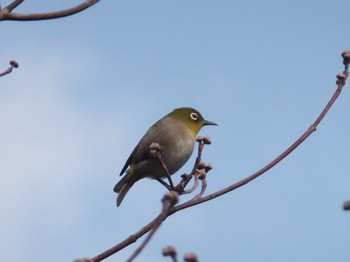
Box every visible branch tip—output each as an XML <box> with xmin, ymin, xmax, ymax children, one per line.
<box><xmin>184</xmin><ymin>252</ymin><xmax>198</xmax><ymax>262</ymax></box>
<box><xmin>196</xmin><ymin>169</ymin><xmax>207</xmax><ymax>180</ymax></box>
<box><xmin>0</xmin><ymin>0</ymin><xmax>100</xmax><ymax>21</ymax></box>
<box><xmin>197</xmin><ymin>161</ymin><xmax>206</xmax><ymax>169</ymax></box>
<box><xmin>336</xmin><ymin>73</ymin><xmax>346</xmax><ymax>86</ymax></box>
<box><xmin>9</xmin><ymin>60</ymin><xmax>19</xmax><ymax>68</ymax></box>
<box><xmin>150</xmin><ymin>142</ymin><xmax>162</xmax><ymax>157</ymax></box>
<box><xmin>205</xmin><ymin>163</ymin><xmax>213</xmax><ymax>172</ymax></box>
<box><xmin>341</xmin><ymin>50</ymin><xmax>350</xmax><ymax>63</ymax></box>
<box><xmin>0</xmin><ymin>59</ymin><xmax>19</xmax><ymax>77</ymax></box>
<box><xmin>196</xmin><ymin>136</ymin><xmax>203</xmax><ymax>142</ymax></box>
<box><xmin>162</xmin><ymin>191</ymin><xmax>179</xmax><ymax>206</ymax></box>
<box><xmin>196</xmin><ymin>136</ymin><xmax>212</xmax><ymax>144</ymax></box>
<box><xmin>336</xmin><ymin>73</ymin><xmax>346</xmax><ymax>81</ymax></box>
<box><xmin>202</xmin><ymin>136</ymin><xmax>212</xmax><ymax>145</ymax></box>
<box><xmin>162</xmin><ymin>245</ymin><xmax>177</xmax><ymax>257</ymax></box>
<box><xmin>150</xmin><ymin>142</ymin><xmax>161</xmax><ymax>150</ymax></box>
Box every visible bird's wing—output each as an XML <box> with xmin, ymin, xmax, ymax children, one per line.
<box><xmin>119</xmin><ymin>117</ymin><xmax>169</xmax><ymax>176</ymax></box>
<box><xmin>119</xmin><ymin>143</ymin><xmax>140</xmax><ymax>176</ymax></box>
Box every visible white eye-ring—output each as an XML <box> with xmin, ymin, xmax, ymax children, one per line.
<box><xmin>190</xmin><ymin>112</ymin><xmax>198</xmax><ymax>121</ymax></box>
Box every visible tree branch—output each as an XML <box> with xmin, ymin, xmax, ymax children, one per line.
<box><xmin>0</xmin><ymin>0</ymin><xmax>100</xmax><ymax>21</ymax></box>
<box><xmin>150</xmin><ymin>143</ymin><xmax>175</xmax><ymax>190</ymax></box>
<box><xmin>0</xmin><ymin>60</ymin><xmax>18</xmax><ymax>77</ymax></box>
<box><xmin>126</xmin><ymin>192</ymin><xmax>178</xmax><ymax>262</ymax></box>
<box><xmin>173</xmin><ymin>50</ymin><xmax>350</xmax><ymax>213</ymax></box>
<box><xmin>177</xmin><ymin>136</ymin><xmax>212</xmax><ymax>194</ymax></box>
<box><xmin>3</xmin><ymin>0</ymin><xmax>24</xmax><ymax>12</ymax></box>
<box><xmin>84</xmin><ymin>50</ymin><xmax>349</xmax><ymax>261</ymax></box>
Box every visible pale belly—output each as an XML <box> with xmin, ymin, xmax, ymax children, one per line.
<box><xmin>133</xmin><ymin>135</ymin><xmax>195</xmax><ymax>179</ymax></box>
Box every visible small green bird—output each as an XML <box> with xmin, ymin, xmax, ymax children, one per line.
<box><xmin>114</xmin><ymin>107</ymin><xmax>217</xmax><ymax>206</ymax></box>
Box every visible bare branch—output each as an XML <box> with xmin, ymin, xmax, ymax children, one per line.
<box><xmin>0</xmin><ymin>0</ymin><xmax>100</xmax><ymax>21</ymax></box>
<box><xmin>191</xmin><ymin>175</ymin><xmax>207</xmax><ymax>201</ymax></box>
<box><xmin>126</xmin><ymin>192</ymin><xmax>178</xmax><ymax>262</ymax></box>
<box><xmin>150</xmin><ymin>143</ymin><xmax>175</xmax><ymax>190</ymax></box>
<box><xmin>344</xmin><ymin>200</ymin><xmax>350</xmax><ymax>211</ymax></box>
<box><xmin>3</xmin><ymin>0</ymin><xmax>24</xmax><ymax>12</ymax></box>
<box><xmin>87</xmin><ymin>51</ymin><xmax>349</xmax><ymax>261</ymax></box>
<box><xmin>176</xmin><ymin>136</ymin><xmax>208</xmax><ymax>194</ymax></box>
<box><xmin>91</xmin><ymin>214</ymin><xmax>165</xmax><ymax>261</ymax></box>
<box><xmin>183</xmin><ymin>162</ymin><xmax>210</xmax><ymax>198</ymax></box>
<box><xmin>174</xmin><ymin>50</ymin><xmax>350</xmax><ymax>212</ymax></box>
<box><xmin>181</xmin><ymin>85</ymin><xmax>347</xmax><ymax>210</ymax></box>
<box><xmin>182</xmin><ymin>172</ymin><xmax>200</xmax><ymax>194</ymax></box>
<box><xmin>0</xmin><ymin>60</ymin><xmax>18</xmax><ymax>77</ymax></box>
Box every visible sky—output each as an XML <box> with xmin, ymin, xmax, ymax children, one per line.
<box><xmin>1</xmin><ymin>0</ymin><xmax>350</xmax><ymax>261</ymax></box>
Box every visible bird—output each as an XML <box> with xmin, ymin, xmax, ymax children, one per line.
<box><xmin>114</xmin><ymin>107</ymin><xmax>217</xmax><ymax>206</ymax></box>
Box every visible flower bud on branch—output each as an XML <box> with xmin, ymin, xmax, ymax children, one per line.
<box><xmin>163</xmin><ymin>246</ymin><xmax>178</xmax><ymax>262</ymax></box>
<box><xmin>184</xmin><ymin>252</ymin><xmax>198</xmax><ymax>262</ymax></box>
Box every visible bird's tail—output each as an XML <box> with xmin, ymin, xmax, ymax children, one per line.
<box><xmin>114</xmin><ymin>172</ymin><xmax>136</xmax><ymax>207</ymax></box>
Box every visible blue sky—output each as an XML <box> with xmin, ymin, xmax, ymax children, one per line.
<box><xmin>1</xmin><ymin>1</ymin><xmax>350</xmax><ymax>261</ymax></box>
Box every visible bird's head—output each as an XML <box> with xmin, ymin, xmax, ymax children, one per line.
<box><xmin>168</xmin><ymin>107</ymin><xmax>217</xmax><ymax>135</ymax></box>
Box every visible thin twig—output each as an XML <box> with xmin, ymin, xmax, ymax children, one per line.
<box><xmin>176</xmin><ymin>138</ymin><xmax>206</xmax><ymax>193</ymax></box>
<box><xmin>156</xmin><ymin>155</ymin><xmax>175</xmax><ymax>190</ymax></box>
<box><xmin>126</xmin><ymin>192</ymin><xmax>178</xmax><ymax>262</ymax></box>
<box><xmin>0</xmin><ymin>0</ymin><xmax>100</xmax><ymax>21</ymax></box>
<box><xmin>156</xmin><ymin>177</ymin><xmax>172</xmax><ymax>191</ymax></box>
<box><xmin>195</xmin><ymin>178</ymin><xmax>207</xmax><ymax>200</ymax></box>
<box><xmin>91</xmin><ymin>214</ymin><xmax>165</xmax><ymax>261</ymax></box>
<box><xmin>3</xmin><ymin>0</ymin><xmax>24</xmax><ymax>12</ymax></box>
<box><xmin>0</xmin><ymin>60</ymin><xmax>18</xmax><ymax>77</ymax></box>
<box><xmin>150</xmin><ymin>143</ymin><xmax>175</xmax><ymax>190</ymax></box>
<box><xmin>182</xmin><ymin>173</ymin><xmax>199</xmax><ymax>194</ymax></box>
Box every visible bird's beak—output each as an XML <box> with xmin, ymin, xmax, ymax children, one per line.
<box><xmin>203</xmin><ymin>119</ymin><xmax>218</xmax><ymax>126</ymax></box>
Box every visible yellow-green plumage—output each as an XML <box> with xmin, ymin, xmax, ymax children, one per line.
<box><xmin>114</xmin><ymin>107</ymin><xmax>216</xmax><ymax>206</ymax></box>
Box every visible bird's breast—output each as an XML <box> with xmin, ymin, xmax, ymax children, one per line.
<box><xmin>162</xmin><ymin>132</ymin><xmax>195</xmax><ymax>174</ymax></box>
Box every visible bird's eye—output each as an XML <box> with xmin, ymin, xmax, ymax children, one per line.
<box><xmin>190</xmin><ymin>112</ymin><xmax>198</xmax><ymax>121</ymax></box>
